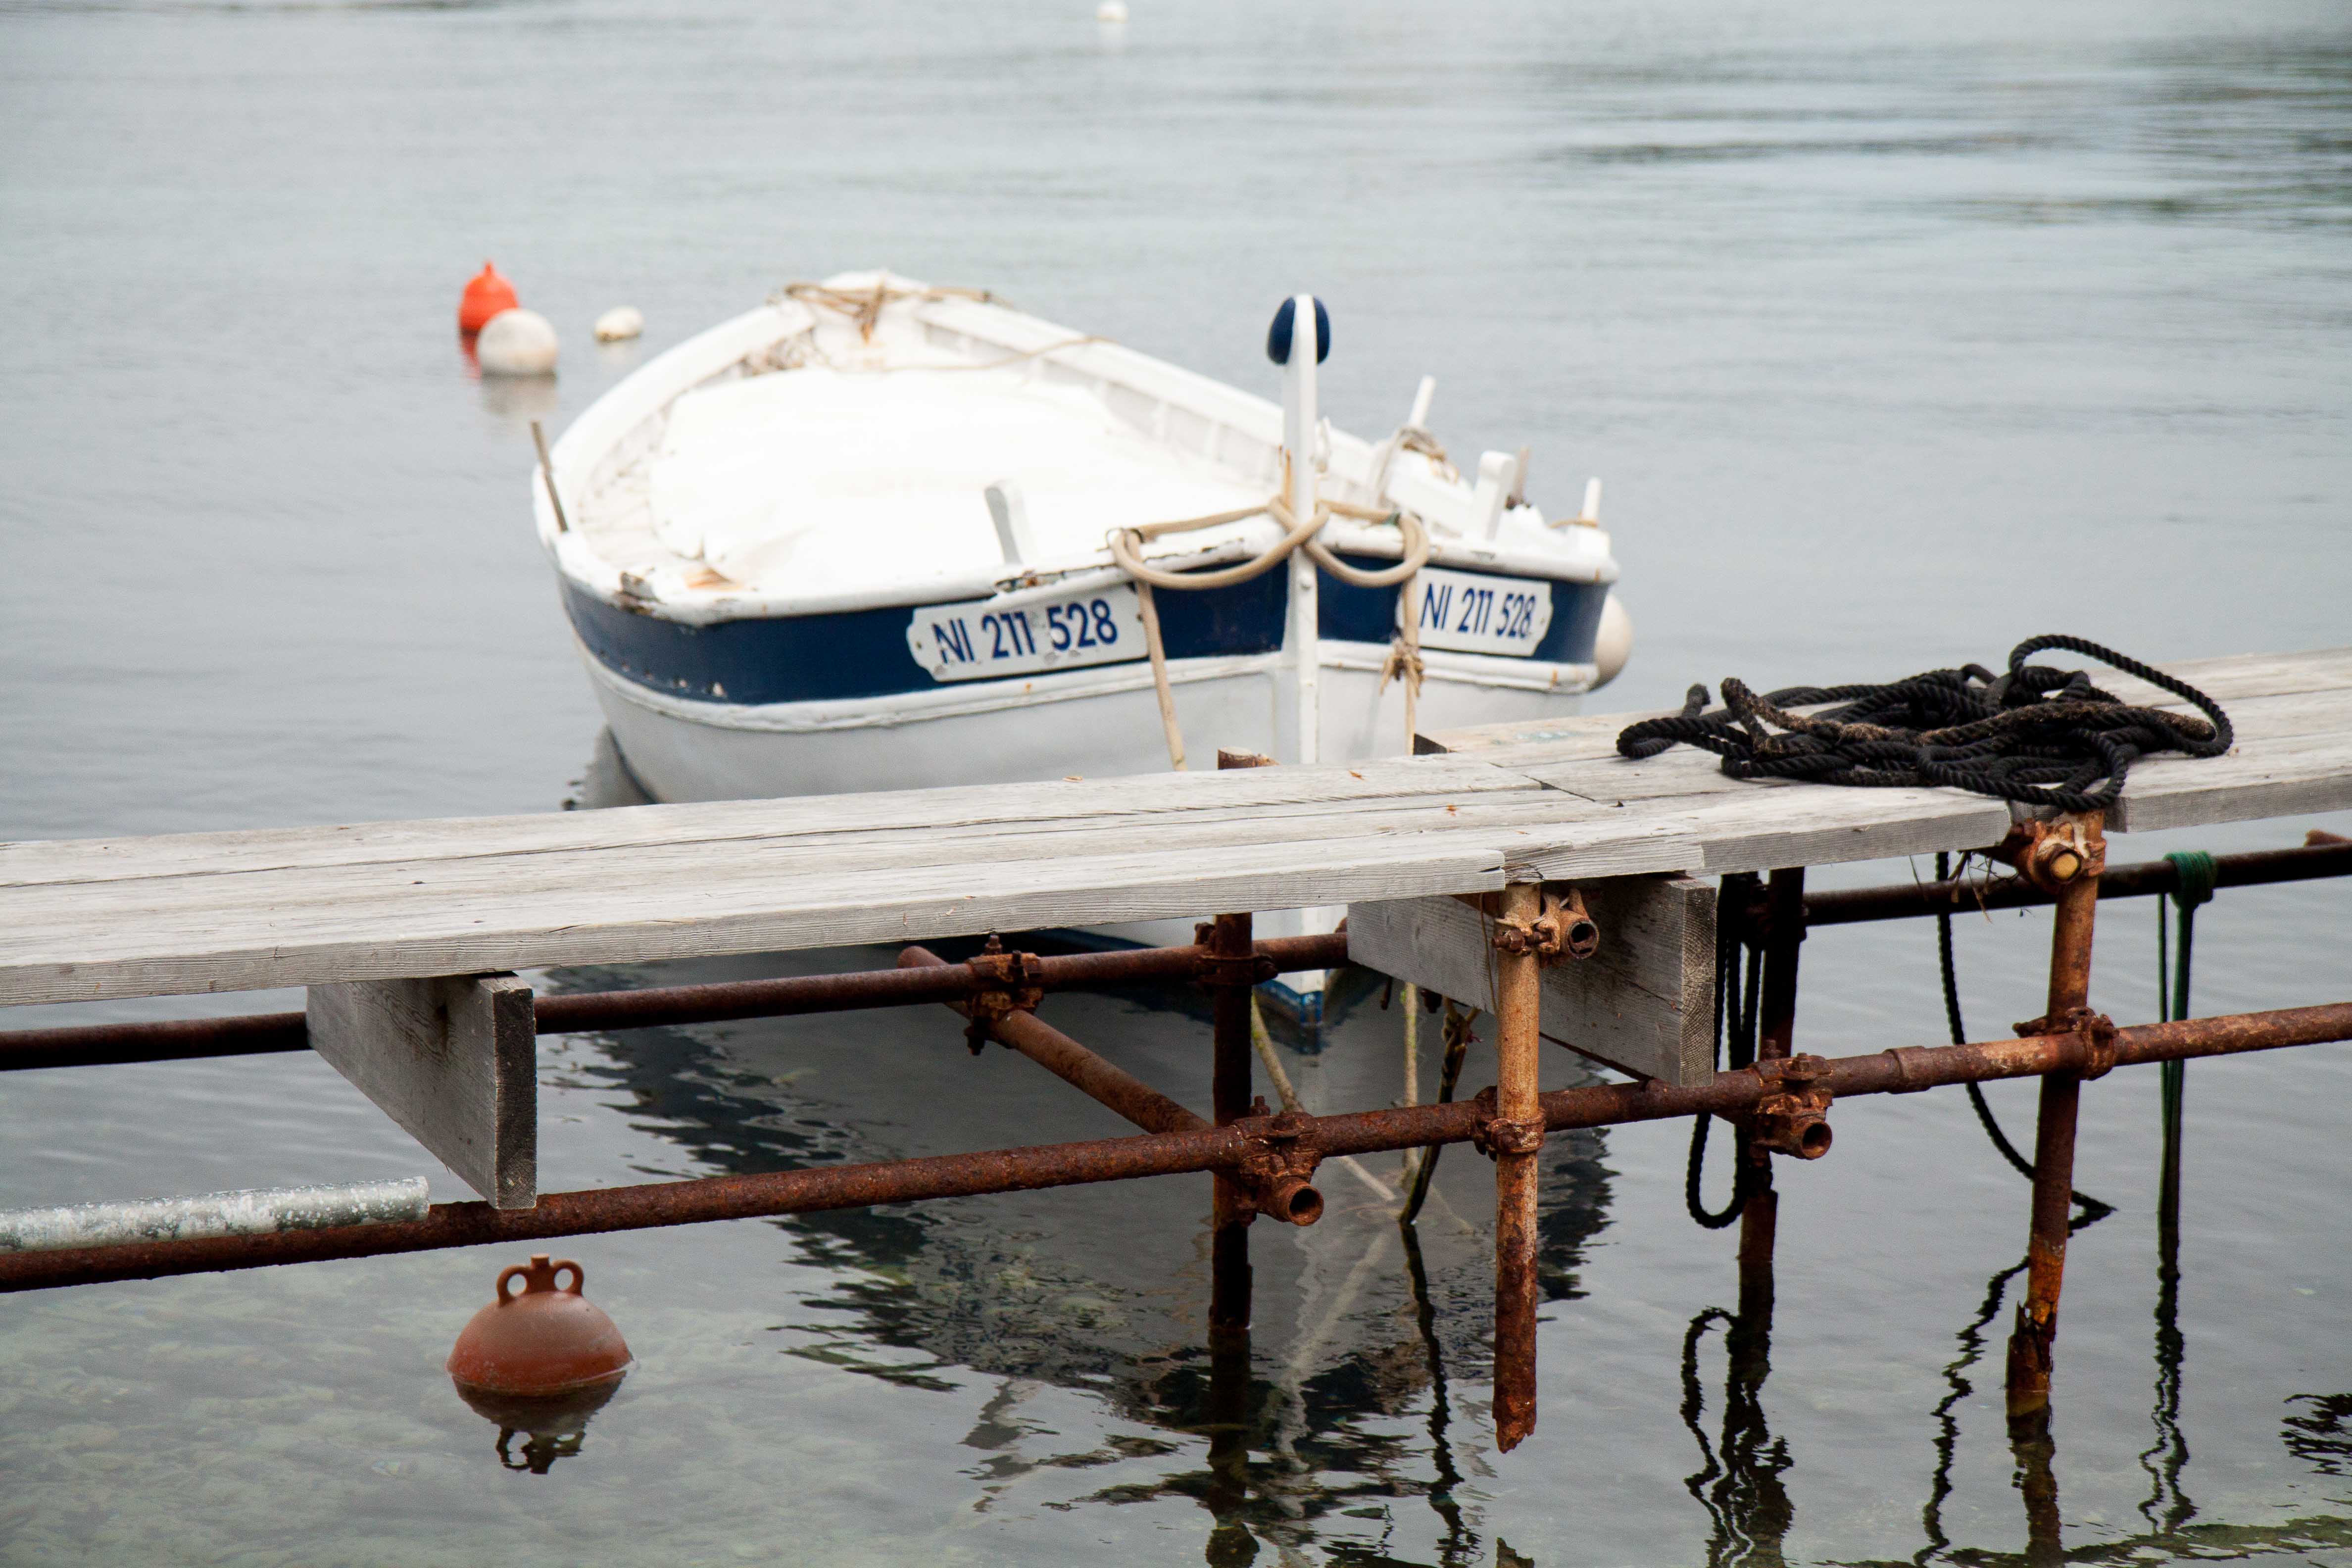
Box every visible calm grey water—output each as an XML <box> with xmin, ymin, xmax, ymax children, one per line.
<box><xmin>2</xmin><ymin>0</ymin><xmax>2350</xmax><ymax>1562</ymax></box>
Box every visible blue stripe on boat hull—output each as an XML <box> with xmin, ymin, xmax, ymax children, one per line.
<box><xmin>566</xmin><ymin>562</ymin><xmax>1607</xmax><ymax>706</ymax></box>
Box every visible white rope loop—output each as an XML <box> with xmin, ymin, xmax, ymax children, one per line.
<box><xmin>1108</xmin><ymin>492</ymin><xmax>1433</xmax><ymax>769</ymax></box>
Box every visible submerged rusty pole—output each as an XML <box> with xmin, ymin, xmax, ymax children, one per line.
<box><xmin>1739</xmin><ymin>868</ymin><xmax>1806</xmax><ymax>1317</ymax></box>
<box><xmin>1491</xmin><ymin>881</ymin><xmax>1546</xmax><ymax>1452</ymax></box>
<box><xmin>2006</xmin><ymin>811</ymin><xmax>2107</xmax><ymax>1416</ymax></box>
<box><xmin>1207</xmin><ymin>911</ymin><xmax>1257</xmax><ymax>1337</ymax></box>
<box><xmin>1203</xmin><ymin>909</ymin><xmax>1257</xmax><ymax>1561</ymax></box>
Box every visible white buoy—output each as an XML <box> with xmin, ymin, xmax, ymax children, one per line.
<box><xmin>477</xmin><ymin>308</ymin><xmax>559</xmax><ymax>376</ymax></box>
<box><xmin>1592</xmin><ymin>592</ymin><xmax>1633</xmax><ymax>690</ymax></box>
<box><xmin>1096</xmin><ymin>0</ymin><xmax>1127</xmax><ymax>20</ymax></box>
<box><xmin>594</xmin><ymin>305</ymin><xmax>644</xmax><ymax>343</ymax></box>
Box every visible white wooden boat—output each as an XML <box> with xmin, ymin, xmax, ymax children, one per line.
<box><xmin>533</xmin><ymin>272</ymin><xmax>1630</xmax><ymax>1016</ymax></box>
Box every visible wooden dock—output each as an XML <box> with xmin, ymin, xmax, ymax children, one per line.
<box><xmin>5</xmin><ymin>647</ymin><xmax>2346</xmax><ymax>1009</ymax></box>
<box><xmin>3</xmin><ymin>644</ymin><xmax>2349</xmax><ymax>1454</ymax></box>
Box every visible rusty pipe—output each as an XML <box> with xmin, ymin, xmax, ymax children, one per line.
<box><xmin>2006</xmin><ymin>812</ymin><xmax>2104</xmax><ymax>1415</ymax></box>
<box><xmin>1491</xmin><ymin>882</ymin><xmax>1545</xmax><ymax>1452</ymax></box>
<box><xmin>1207</xmin><ymin>910</ymin><xmax>1256</xmax><ymax>1334</ymax></box>
<box><xmin>0</xmin><ymin>933</ymin><xmax>1355</xmax><ymax>1073</ymax></box>
<box><xmin>2</xmin><ymin>1000</ymin><xmax>2345</xmax><ymax>1295</ymax></box>
<box><xmin>899</xmin><ymin>944</ymin><xmax>1324</xmax><ymax>1225</ymax></box>
<box><xmin>899</xmin><ymin>946</ymin><xmax>1206</xmax><ymax>1136</ymax></box>
<box><xmin>1799</xmin><ymin>836</ymin><xmax>2352</xmax><ymax>929</ymax></box>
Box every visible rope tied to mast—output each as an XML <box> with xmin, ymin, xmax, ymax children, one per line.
<box><xmin>1106</xmin><ymin>484</ymin><xmax>1436</xmax><ymax>768</ymax></box>
<box><xmin>1616</xmin><ymin>635</ymin><xmax>2233</xmax><ymax>813</ymax></box>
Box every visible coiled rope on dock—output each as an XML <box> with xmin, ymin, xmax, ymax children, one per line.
<box><xmin>1616</xmin><ymin>635</ymin><xmax>2233</xmax><ymax>812</ymax></box>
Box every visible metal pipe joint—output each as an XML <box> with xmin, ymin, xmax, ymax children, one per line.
<box><xmin>1488</xmin><ymin>885</ymin><xmax>1601</xmax><ymax>964</ymax></box>
<box><xmin>1230</xmin><ymin>1104</ymin><xmax>1325</xmax><ymax>1225</ymax></box>
<box><xmin>1749</xmin><ymin>1053</ymin><xmax>1834</xmax><ymax>1160</ymax></box>
<box><xmin>2012</xmin><ymin>1005</ymin><xmax>2118</xmax><ymax>1080</ymax></box>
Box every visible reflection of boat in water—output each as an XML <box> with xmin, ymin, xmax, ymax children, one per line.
<box><xmin>539</xmin><ymin>944</ymin><xmax>1618</xmax><ymax>1525</ymax></box>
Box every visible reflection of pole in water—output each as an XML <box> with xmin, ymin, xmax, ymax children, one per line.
<box><xmin>1678</xmin><ymin>1303</ymin><xmax>1794</xmax><ymax>1568</ymax></box>
<box><xmin>1916</xmin><ymin>1258</ymin><xmax>2028</xmax><ymax>1563</ymax></box>
<box><xmin>2009</xmin><ymin>1400</ymin><xmax>2064</xmax><ymax>1568</ymax></box>
<box><xmin>2136</xmin><ymin>1206</ymin><xmax>2195</xmax><ymax>1532</ymax></box>
<box><xmin>1204</xmin><ymin>1309</ymin><xmax>1255</xmax><ymax>1567</ymax></box>
<box><xmin>2142</xmin><ymin>864</ymin><xmax>2198</xmax><ymax>1533</ymax></box>
<box><xmin>1398</xmin><ymin>1222</ymin><xmax>1472</xmax><ymax>1562</ymax></box>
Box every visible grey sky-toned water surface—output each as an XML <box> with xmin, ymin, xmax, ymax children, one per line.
<box><xmin>2</xmin><ymin>0</ymin><xmax>2350</xmax><ymax>1563</ymax></box>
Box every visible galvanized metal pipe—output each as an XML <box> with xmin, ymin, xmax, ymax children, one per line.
<box><xmin>2</xmin><ymin>999</ymin><xmax>2346</xmax><ymax>1295</ymax></box>
<box><xmin>0</xmin><ymin>933</ymin><xmax>1354</xmax><ymax>1073</ymax></box>
<box><xmin>1491</xmin><ymin>882</ymin><xmax>1544</xmax><ymax>1453</ymax></box>
<box><xmin>0</xmin><ymin>1178</ymin><xmax>429</xmax><ymax>1253</ymax></box>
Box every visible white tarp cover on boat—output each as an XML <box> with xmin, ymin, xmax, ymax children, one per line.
<box><xmin>649</xmin><ymin>366</ymin><xmax>1268</xmax><ymax>596</ymax></box>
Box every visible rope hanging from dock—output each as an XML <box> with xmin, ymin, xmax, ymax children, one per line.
<box><xmin>2156</xmin><ymin>849</ymin><xmax>2216</xmax><ymax>1214</ymax></box>
<box><xmin>1617</xmin><ymin>636</ymin><xmax>2234</xmax><ymax>812</ymax></box>
<box><xmin>1685</xmin><ymin>875</ymin><xmax>1764</xmax><ymax>1228</ymax></box>
<box><xmin>1932</xmin><ymin>849</ymin><xmax>2111</xmax><ymax>1220</ymax></box>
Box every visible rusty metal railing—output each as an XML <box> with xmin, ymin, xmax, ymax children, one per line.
<box><xmin>1</xmin><ymin>997</ymin><xmax>2342</xmax><ymax>1297</ymax></box>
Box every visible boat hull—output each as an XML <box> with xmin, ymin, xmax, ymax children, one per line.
<box><xmin>583</xmin><ymin>637</ymin><xmax>1590</xmax><ymax>803</ymax></box>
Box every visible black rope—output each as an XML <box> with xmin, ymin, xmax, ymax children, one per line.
<box><xmin>1687</xmin><ymin>875</ymin><xmax>1762</xmax><ymax>1228</ymax></box>
<box><xmin>1934</xmin><ymin>853</ymin><xmax>2112</xmax><ymax>1220</ymax></box>
<box><xmin>1617</xmin><ymin>636</ymin><xmax>2231</xmax><ymax>814</ymax></box>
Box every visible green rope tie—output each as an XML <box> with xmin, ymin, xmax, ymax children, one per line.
<box><xmin>2156</xmin><ymin>850</ymin><xmax>2216</xmax><ymax>1202</ymax></box>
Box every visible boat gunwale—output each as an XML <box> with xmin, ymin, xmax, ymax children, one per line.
<box><xmin>574</xmin><ymin>631</ymin><xmax>1599</xmax><ymax>733</ymax></box>
<box><xmin>538</xmin><ymin>275</ymin><xmax>1619</xmax><ymax>628</ymax></box>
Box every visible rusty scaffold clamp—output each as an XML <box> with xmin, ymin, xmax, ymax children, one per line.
<box><xmin>1465</xmin><ymin>1084</ymin><xmax>1549</xmax><ymax>1162</ymax></box>
<box><xmin>1487</xmin><ymin>885</ymin><xmax>1602</xmax><ymax>965</ymax></box>
<box><xmin>960</xmin><ymin>934</ymin><xmax>1045</xmax><ymax>1054</ymax></box>
<box><xmin>1748</xmin><ymin>1053</ymin><xmax>1835</xmax><ymax>1160</ymax></box>
<box><xmin>1230</xmin><ymin>1100</ymin><xmax>1326</xmax><ymax>1225</ymax></box>
<box><xmin>1997</xmin><ymin>812</ymin><xmax>2108</xmax><ymax>897</ymax></box>
<box><xmin>1191</xmin><ymin>922</ymin><xmax>1280</xmax><ymax>989</ymax></box>
<box><xmin>2012</xmin><ymin>1004</ymin><xmax>2120</xmax><ymax>1080</ymax></box>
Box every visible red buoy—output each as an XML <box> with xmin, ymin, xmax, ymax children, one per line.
<box><xmin>458</xmin><ymin>262</ymin><xmax>520</xmax><ymax>336</ymax></box>
<box><xmin>447</xmin><ymin>1254</ymin><xmax>632</xmax><ymax>1395</ymax></box>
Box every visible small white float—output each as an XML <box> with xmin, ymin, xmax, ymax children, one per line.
<box><xmin>478</xmin><ymin>308</ymin><xmax>559</xmax><ymax>376</ymax></box>
<box><xmin>594</xmin><ymin>306</ymin><xmax>645</xmax><ymax>343</ymax></box>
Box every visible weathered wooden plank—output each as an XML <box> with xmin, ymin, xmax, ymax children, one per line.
<box><xmin>2107</xmin><ymin>731</ymin><xmax>2352</xmax><ymax>833</ymax></box>
<box><xmin>305</xmin><ymin>974</ymin><xmax>536</xmax><ymax>1209</ymax></box>
<box><xmin>0</xmin><ymin>753</ymin><xmax>1536</xmax><ymax>890</ymax></box>
<box><xmin>0</xmin><ymin>788</ymin><xmax>1594</xmax><ymax>937</ymax></box>
<box><xmin>1348</xmin><ymin>876</ymin><xmax>1717</xmax><ymax>1085</ymax></box>
<box><xmin>0</xmin><ymin>835</ymin><xmax>1514</xmax><ymax>1006</ymax></box>
<box><xmin>1422</xmin><ymin>647</ymin><xmax>2352</xmax><ymax>764</ymax></box>
<box><xmin>1510</xmin><ymin>688</ymin><xmax>2348</xmax><ymax>810</ymax></box>
<box><xmin>2096</xmin><ymin>646</ymin><xmax>2352</xmax><ymax>706</ymax></box>
<box><xmin>1471</xmin><ymin>783</ymin><xmax>2015</xmax><ymax>883</ymax></box>
<box><xmin>2</xmin><ymin>645</ymin><xmax>2339</xmax><ymax>1010</ymax></box>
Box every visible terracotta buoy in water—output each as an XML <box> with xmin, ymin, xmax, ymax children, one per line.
<box><xmin>447</xmin><ymin>1254</ymin><xmax>632</xmax><ymax>1395</ymax></box>
<box><xmin>476</xmin><ymin>308</ymin><xmax>560</xmax><ymax>376</ymax></box>
<box><xmin>458</xmin><ymin>262</ymin><xmax>520</xmax><ymax>335</ymax></box>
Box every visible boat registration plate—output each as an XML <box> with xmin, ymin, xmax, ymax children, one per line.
<box><xmin>1402</xmin><ymin>569</ymin><xmax>1553</xmax><ymax>657</ymax></box>
<box><xmin>907</xmin><ymin>586</ymin><xmax>1147</xmax><ymax>683</ymax></box>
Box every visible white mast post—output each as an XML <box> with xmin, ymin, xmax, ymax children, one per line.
<box><xmin>1279</xmin><ymin>294</ymin><xmax>1322</xmax><ymax>766</ymax></box>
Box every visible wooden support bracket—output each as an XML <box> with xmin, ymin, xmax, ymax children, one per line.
<box><xmin>1347</xmin><ymin>874</ymin><xmax>1716</xmax><ymax>1085</ymax></box>
<box><xmin>305</xmin><ymin>973</ymin><xmax>537</xmax><ymax>1209</ymax></box>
